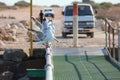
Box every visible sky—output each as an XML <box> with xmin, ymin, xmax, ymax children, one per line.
<box><xmin>0</xmin><ymin>0</ymin><xmax>120</xmax><ymax>6</ymax></box>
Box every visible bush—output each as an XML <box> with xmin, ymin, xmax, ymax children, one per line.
<box><xmin>114</xmin><ymin>3</ymin><xmax>120</xmax><ymax>6</ymax></box>
<box><xmin>50</xmin><ymin>5</ymin><xmax>60</xmax><ymax>7</ymax></box>
<box><xmin>88</xmin><ymin>1</ymin><xmax>100</xmax><ymax>9</ymax></box>
<box><xmin>14</xmin><ymin>1</ymin><xmax>30</xmax><ymax>7</ymax></box>
<box><xmin>100</xmin><ymin>2</ymin><xmax>113</xmax><ymax>9</ymax></box>
<box><xmin>0</xmin><ymin>2</ymin><xmax>6</xmax><ymax>7</ymax></box>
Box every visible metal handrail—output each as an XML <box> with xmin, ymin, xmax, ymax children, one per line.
<box><xmin>105</xmin><ymin>18</ymin><xmax>118</xmax><ymax>30</ymax></box>
<box><xmin>104</xmin><ymin>18</ymin><xmax>120</xmax><ymax>67</ymax></box>
<box><xmin>45</xmin><ymin>45</ymin><xmax>53</xmax><ymax>80</ymax></box>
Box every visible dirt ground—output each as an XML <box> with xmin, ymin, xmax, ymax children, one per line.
<box><xmin>0</xmin><ymin>6</ymin><xmax>106</xmax><ymax>52</ymax></box>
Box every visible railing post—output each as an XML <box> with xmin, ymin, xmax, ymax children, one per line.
<box><xmin>118</xmin><ymin>28</ymin><xmax>120</xmax><ymax>62</ymax></box>
<box><xmin>105</xmin><ymin>20</ymin><xmax>107</xmax><ymax>48</ymax></box>
<box><xmin>108</xmin><ymin>26</ymin><xmax>111</xmax><ymax>54</ymax></box>
<box><xmin>73</xmin><ymin>2</ymin><xmax>78</xmax><ymax>47</ymax></box>
<box><xmin>112</xmin><ymin>29</ymin><xmax>115</xmax><ymax>59</ymax></box>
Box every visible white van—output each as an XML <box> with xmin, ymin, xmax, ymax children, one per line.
<box><xmin>43</xmin><ymin>8</ymin><xmax>54</xmax><ymax>18</ymax></box>
<box><xmin>62</xmin><ymin>4</ymin><xmax>95</xmax><ymax>38</ymax></box>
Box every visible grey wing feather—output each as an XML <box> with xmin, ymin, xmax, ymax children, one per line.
<box><xmin>28</xmin><ymin>29</ymin><xmax>43</xmax><ymax>40</ymax></box>
<box><xmin>31</xmin><ymin>16</ymin><xmax>43</xmax><ymax>30</ymax></box>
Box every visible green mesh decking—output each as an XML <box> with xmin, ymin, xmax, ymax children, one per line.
<box><xmin>53</xmin><ymin>55</ymin><xmax>120</xmax><ymax>80</ymax></box>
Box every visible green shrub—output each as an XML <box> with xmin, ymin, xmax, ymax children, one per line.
<box><xmin>100</xmin><ymin>2</ymin><xmax>113</xmax><ymax>9</ymax></box>
<box><xmin>50</xmin><ymin>5</ymin><xmax>60</xmax><ymax>7</ymax></box>
<box><xmin>89</xmin><ymin>2</ymin><xmax>101</xmax><ymax>9</ymax></box>
<box><xmin>0</xmin><ymin>2</ymin><xmax>6</xmax><ymax>7</ymax></box>
<box><xmin>14</xmin><ymin>1</ymin><xmax>30</xmax><ymax>7</ymax></box>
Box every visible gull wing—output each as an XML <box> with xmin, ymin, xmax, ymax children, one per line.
<box><xmin>31</xmin><ymin>16</ymin><xmax>43</xmax><ymax>31</ymax></box>
<box><xmin>35</xmin><ymin>35</ymin><xmax>58</xmax><ymax>45</ymax></box>
<box><xmin>28</xmin><ymin>29</ymin><xmax>43</xmax><ymax>40</ymax></box>
<box><xmin>35</xmin><ymin>25</ymin><xmax>58</xmax><ymax>45</ymax></box>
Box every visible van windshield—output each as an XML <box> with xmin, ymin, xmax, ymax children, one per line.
<box><xmin>65</xmin><ymin>5</ymin><xmax>93</xmax><ymax>16</ymax></box>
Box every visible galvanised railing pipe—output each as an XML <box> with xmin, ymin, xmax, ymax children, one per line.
<box><xmin>45</xmin><ymin>45</ymin><xmax>53</xmax><ymax>80</ymax></box>
<box><xmin>45</xmin><ymin>65</ymin><xmax>53</xmax><ymax>80</ymax></box>
<box><xmin>45</xmin><ymin>54</ymin><xmax>53</xmax><ymax>68</ymax></box>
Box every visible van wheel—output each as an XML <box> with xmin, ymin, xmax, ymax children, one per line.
<box><xmin>90</xmin><ymin>33</ymin><xmax>94</xmax><ymax>38</ymax></box>
<box><xmin>62</xmin><ymin>32</ymin><xmax>67</xmax><ymax>38</ymax></box>
<box><xmin>87</xmin><ymin>33</ymin><xmax>94</xmax><ymax>38</ymax></box>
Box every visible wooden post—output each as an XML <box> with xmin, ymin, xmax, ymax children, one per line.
<box><xmin>73</xmin><ymin>2</ymin><xmax>78</xmax><ymax>47</ymax></box>
<box><xmin>30</xmin><ymin>0</ymin><xmax>33</xmax><ymax>56</ymax></box>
